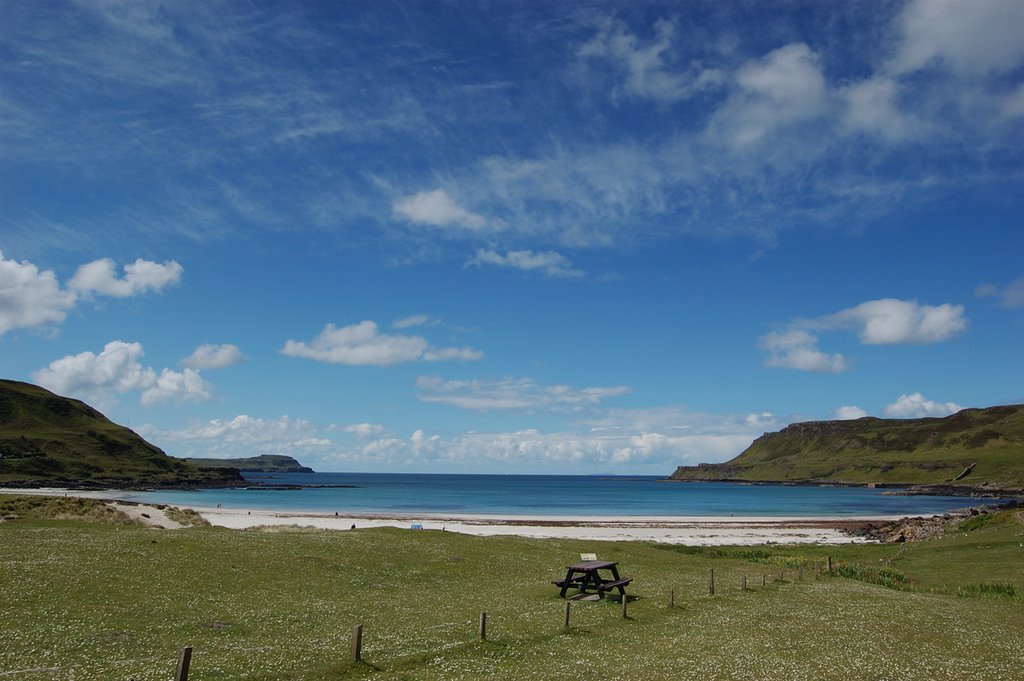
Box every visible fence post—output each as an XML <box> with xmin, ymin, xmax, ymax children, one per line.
<box><xmin>780</xmin><ymin>569</ymin><xmax>784</xmax><ymax>582</ymax></box>
<box><xmin>799</xmin><ymin>566</ymin><xmax>803</xmax><ymax>581</ymax></box>
<box><xmin>708</xmin><ymin>568</ymin><xmax>715</xmax><ymax>596</ymax></box>
<box><xmin>622</xmin><ymin>595</ymin><xmax>628</xmax><ymax>619</ymax></box>
<box><xmin>742</xmin><ymin>575</ymin><xmax>747</xmax><ymax>591</ymax></box>
<box><xmin>563</xmin><ymin>600</ymin><xmax>571</xmax><ymax>630</ymax></box>
<box><xmin>351</xmin><ymin>624</ymin><xmax>363</xmax><ymax>662</ymax></box>
<box><xmin>669</xmin><ymin>588</ymin><xmax>675</xmax><ymax>608</ymax></box>
<box><xmin>762</xmin><ymin>574</ymin><xmax>767</xmax><ymax>587</ymax></box>
<box><xmin>479</xmin><ymin>611</ymin><xmax>487</xmax><ymax>641</ymax></box>
<box><xmin>174</xmin><ymin>646</ymin><xmax>192</xmax><ymax>681</ymax></box>
<box><xmin>827</xmin><ymin>555</ymin><xmax>833</xmax><ymax>573</ymax></box>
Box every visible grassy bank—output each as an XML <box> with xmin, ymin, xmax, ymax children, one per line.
<box><xmin>2</xmin><ymin>502</ymin><xmax>1022</xmax><ymax>680</ymax></box>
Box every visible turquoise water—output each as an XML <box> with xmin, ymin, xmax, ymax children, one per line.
<box><xmin>112</xmin><ymin>472</ymin><xmax>996</xmax><ymax>517</ymax></box>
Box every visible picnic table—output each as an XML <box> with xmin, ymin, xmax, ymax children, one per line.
<box><xmin>552</xmin><ymin>560</ymin><xmax>632</xmax><ymax>599</ymax></box>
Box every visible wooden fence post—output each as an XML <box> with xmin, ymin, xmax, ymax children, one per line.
<box><xmin>563</xmin><ymin>600</ymin><xmax>571</xmax><ymax>630</ymax></box>
<box><xmin>827</xmin><ymin>555</ymin><xmax>833</xmax><ymax>573</ymax></box>
<box><xmin>479</xmin><ymin>611</ymin><xmax>487</xmax><ymax>641</ymax></box>
<box><xmin>780</xmin><ymin>569</ymin><xmax>784</xmax><ymax>582</ymax></box>
<box><xmin>351</xmin><ymin>625</ymin><xmax>363</xmax><ymax>662</ymax></box>
<box><xmin>622</xmin><ymin>595</ymin><xmax>628</xmax><ymax>619</ymax></box>
<box><xmin>669</xmin><ymin>588</ymin><xmax>675</xmax><ymax>608</ymax></box>
<box><xmin>174</xmin><ymin>646</ymin><xmax>192</xmax><ymax>681</ymax></box>
<box><xmin>761</xmin><ymin>574</ymin><xmax>766</xmax><ymax>587</ymax></box>
<box><xmin>742</xmin><ymin>575</ymin><xmax>747</xmax><ymax>591</ymax></box>
<box><xmin>708</xmin><ymin>568</ymin><xmax>715</xmax><ymax>596</ymax></box>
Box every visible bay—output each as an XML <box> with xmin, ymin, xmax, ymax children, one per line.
<box><xmin>116</xmin><ymin>472</ymin><xmax>996</xmax><ymax>517</ymax></box>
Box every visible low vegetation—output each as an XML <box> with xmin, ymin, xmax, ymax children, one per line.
<box><xmin>182</xmin><ymin>455</ymin><xmax>314</xmax><ymax>473</ymax></box>
<box><xmin>670</xmin><ymin>404</ymin><xmax>1024</xmax><ymax>491</ymax></box>
<box><xmin>0</xmin><ymin>494</ymin><xmax>139</xmax><ymax>525</ymax></box>
<box><xmin>0</xmin><ymin>379</ymin><xmax>241</xmax><ymax>488</ymax></box>
<box><xmin>2</xmin><ymin>499</ymin><xmax>1022</xmax><ymax>679</ymax></box>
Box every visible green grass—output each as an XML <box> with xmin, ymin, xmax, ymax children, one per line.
<box><xmin>0</xmin><ymin>494</ymin><xmax>140</xmax><ymax>525</ymax></box>
<box><xmin>670</xmin><ymin>404</ymin><xmax>1024</xmax><ymax>489</ymax></box>
<box><xmin>0</xmin><ymin>379</ymin><xmax>239</xmax><ymax>486</ymax></box>
<box><xmin>2</xmin><ymin>502</ymin><xmax>1023</xmax><ymax>679</ymax></box>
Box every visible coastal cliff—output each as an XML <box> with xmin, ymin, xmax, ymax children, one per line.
<box><xmin>0</xmin><ymin>379</ymin><xmax>242</xmax><ymax>488</ymax></box>
<box><xmin>183</xmin><ymin>455</ymin><xmax>314</xmax><ymax>473</ymax></box>
<box><xmin>670</xmin><ymin>405</ymin><xmax>1024</xmax><ymax>494</ymax></box>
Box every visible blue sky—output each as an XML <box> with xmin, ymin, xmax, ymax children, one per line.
<box><xmin>1</xmin><ymin>0</ymin><xmax>1022</xmax><ymax>474</ymax></box>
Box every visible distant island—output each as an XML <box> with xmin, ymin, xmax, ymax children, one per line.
<box><xmin>669</xmin><ymin>405</ymin><xmax>1024</xmax><ymax>495</ymax></box>
<box><xmin>183</xmin><ymin>455</ymin><xmax>314</xmax><ymax>473</ymax></box>
<box><xmin>0</xmin><ymin>379</ymin><xmax>242</xmax><ymax>489</ymax></box>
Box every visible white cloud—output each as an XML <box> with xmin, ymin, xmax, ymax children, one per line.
<box><xmin>181</xmin><ymin>343</ymin><xmax>245</xmax><ymax>370</ymax></box>
<box><xmin>466</xmin><ymin>249</ymin><xmax>583</xmax><ymax>278</ymax></box>
<box><xmin>833</xmin><ymin>405</ymin><xmax>869</xmax><ymax>420</ymax></box>
<box><xmin>69</xmin><ymin>258</ymin><xmax>182</xmax><ymax>298</ymax></box>
<box><xmin>0</xmin><ymin>252</ymin><xmax>184</xmax><ymax>336</ymax></box>
<box><xmin>342</xmin><ymin>418</ymin><xmax>755</xmax><ymax>470</ymax></box>
<box><xmin>0</xmin><ymin>251</ymin><xmax>77</xmax><ymax>335</ymax></box>
<box><xmin>392</xmin><ymin>314</ymin><xmax>435</xmax><ymax>329</ymax></box>
<box><xmin>976</xmin><ymin>277</ymin><xmax>1024</xmax><ymax>309</ymax></box>
<box><xmin>840</xmin><ymin>76</ymin><xmax>919</xmax><ymax>140</ymax></box>
<box><xmin>344</xmin><ymin>423</ymin><xmax>386</xmax><ymax>438</ymax></box>
<box><xmin>142</xmin><ymin>414</ymin><xmax>327</xmax><ymax>458</ymax></box>
<box><xmin>393</xmin><ymin>189</ymin><xmax>488</xmax><ymax>231</ymax></box>
<box><xmin>761</xmin><ymin>298</ymin><xmax>966</xmax><ymax>373</ymax></box>
<box><xmin>141</xmin><ymin>368</ymin><xmax>211</xmax><ymax>406</ymax></box>
<box><xmin>758</xmin><ymin>329</ymin><xmax>847</xmax><ymax>373</ymax></box>
<box><xmin>293</xmin><ymin>438</ymin><xmax>332</xmax><ymax>447</ymax></box>
<box><xmin>814</xmin><ymin>299</ymin><xmax>967</xmax><ymax>344</ymax></box>
<box><xmin>883</xmin><ymin>392</ymin><xmax>962</xmax><ymax>419</ymax></box>
<box><xmin>416</xmin><ymin>376</ymin><xmax>630</xmax><ymax>412</ymax></box>
<box><xmin>744</xmin><ymin>412</ymin><xmax>777</xmax><ymax>430</ymax></box>
<box><xmin>32</xmin><ymin>340</ymin><xmax>211</xmax><ymax>407</ymax></box>
<box><xmin>421</xmin><ymin>346</ymin><xmax>485</xmax><ymax>362</ymax></box>
<box><xmin>281</xmin><ymin>321</ymin><xmax>483</xmax><ymax>366</ymax></box>
<box><xmin>33</xmin><ymin>340</ymin><xmax>154</xmax><ymax>397</ymax></box>
<box><xmin>709</xmin><ymin>43</ymin><xmax>827</xmax><ymax>148</ymax></box>
<box><xmin>887</xmin><ymin>0</ymin><xmax>1024</xmax><ymax>76</ymax></box>
<box><xmin>577</xmin><ymin>18</ymin><xmax>724</xmax><ymax>102</ymax></box>
<box><xmin>147</xmin><ymin>403</ymin><xmax>769</xmax><ymax>472</ymax></box>
<box><xmin>1001</xmin><ymin>83</ymin><xmax>1024</xmax><ymax>120</ymax></box>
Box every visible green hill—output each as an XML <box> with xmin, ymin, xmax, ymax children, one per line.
<box><xmin>184</xmin><ymin>454</ymin><xmax>314</xmax><ymax>473</ymax></box>
<box><xmin>670</xmin><ymin>405</ymin><xmax>1024</xmax><ymax>493</ymax></box>
<box><xmin>0</xmin><ymin>379</ymin><xmax>242</xmax><ymax>488</ymax></box>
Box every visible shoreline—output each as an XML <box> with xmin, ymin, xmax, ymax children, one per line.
<box><xmin>1</xmin><ymin>487</ymin><xmax>922</xmax><ymax>545</ymax></box>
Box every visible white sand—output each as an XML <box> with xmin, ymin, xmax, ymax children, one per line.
<box><xmin>1</xmin><ymin>488</ymin><xmax>905</xmax><ymax>544</ymax></box>
<box><xmin>189</xmin><ymin>507</ymin><xmax>897</xmax><ymax>545</ymax></box>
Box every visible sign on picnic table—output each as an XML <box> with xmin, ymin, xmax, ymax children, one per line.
<box><xmin>580</xmin><ymin>553</ymin><xmax>597</xmax><ymax>561</ymax></box>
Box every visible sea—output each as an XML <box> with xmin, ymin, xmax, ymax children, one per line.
<box><xmin>112</xmin><ymin>472</ymin><xmax>998</xmax><ymax>518</ymax></box>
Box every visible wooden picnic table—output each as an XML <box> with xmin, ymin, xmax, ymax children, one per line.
<box><xmin>552</xmin><ymin>560</ymin><xmax>632</xmax><ymax>598</ymax></box>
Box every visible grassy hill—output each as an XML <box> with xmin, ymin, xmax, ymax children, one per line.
<box><xmin>0</xmin><ymin>379</ymin><xmax>241</xmax><ymax>488</ymax></box>
<box><xmin>670</xmin><ymin>405</ymin><xmax>1024</xmax><ymax>493</ymax></box>
<box><xmin>184</xmin><ymin>454</ymin><xmax>314</xmax><ymax>473</ymax></box>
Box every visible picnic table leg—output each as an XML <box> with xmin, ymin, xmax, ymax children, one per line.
<box><xmin>560</xmin><ymin>570</ymin><xmax>572</xmax><ymax>598</ymax></box>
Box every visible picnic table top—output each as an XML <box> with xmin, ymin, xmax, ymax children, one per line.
<box><xmin>566</xmin><ymin>560</ymin><xmax>618</xmax><ymax>571</ymax></box>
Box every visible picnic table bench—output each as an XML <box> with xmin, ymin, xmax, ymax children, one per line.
<box><xmin>553</xmin><ymin>560</ymin><xmax>632</xmax><ymax>598</ymax></box>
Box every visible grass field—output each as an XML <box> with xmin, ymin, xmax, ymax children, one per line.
<box><xmin>2</xmin><ymin>498</ymin><xmax>1022</xmax><ymax>680</ymax></box>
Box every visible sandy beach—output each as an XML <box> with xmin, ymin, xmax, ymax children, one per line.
<box><xmin>0</xmin><ymin>487</ymin><xmax>911</xmax><ymax>545</ymax></box>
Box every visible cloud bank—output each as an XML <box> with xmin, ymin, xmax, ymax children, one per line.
<box><xmin>761</xmin><ymin>298</ymin><xmax>968</xmax><ymax>372</ymax></box>
<box><xmin>32</xmin><ymin>340</ymin><xmax>211</xmax><ymax>407</ymax></box>
<box><xmin>0</xmin><ymin>252</ymin><xmax>182</xmax><ymax>336</ymax></box>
